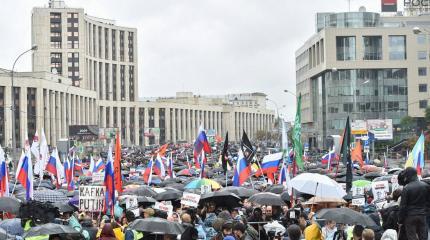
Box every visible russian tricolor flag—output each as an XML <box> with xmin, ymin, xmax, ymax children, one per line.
<box><xmin>64</xmin><ymin>157</ymin><xmax>75</xmax><ymax>191</ymax></box>
<box><xmin>167</xmin><ymin>153</ymin><xmax>175</xmax><ymax>179</ymax></box>
<box><xmin>261</xmin><ymin>152</ymin><xmax>283</xmax><ymax>173</ymax></box>
<box><xmin>232</xmin><ymin>151</ymin><xmax>251</xmax><ymax>187</ymax></box>
<box><xmin>193</xmin><ymin>126</ymin><xmax>211</xmax><ymax>169</ymax></box>
<box><xmin>45</xmin><ymin>148</ymin><xmax>64</xmax><ymax>188</ymax></box>
<box><xmin>153</xmin><ymin>154</ymin><xmax>166</xmax><ymax>179</ymax></box>
<box><xmin>104</xmin><ymin>146</ymin><xmax>115</xmax><ymax>212</ymax></box>
<box><xmin>0</xmin><ymin>144</ymin><xmax>9</xmax><ymax>197</ymax></box>
<box><xmin>143</xmin><ymin>158</ymin><xmax>154</xmax><ymax>185</ymax></box>
<box><xmin>17</xmin><ymin>151</ymin><xmax>33</xmax><ymax>200</ymax></box>
<box><xmin>94</xmin><ymin>158</ymin><xmax>106</xmax><ymax>172</ymax></box>
<box><xmin>321</xmin><ymin>150</ymin><xmax>337</xmax><ymax>164</ymax></box>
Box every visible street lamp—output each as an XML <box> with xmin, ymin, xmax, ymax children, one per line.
<box><xmin>11</xmin><ymin>45</ymin><xmax>38</xmax><ymax>151</ymax></box>
<box><xmin>283</xmin><ymin>89</ymin><xmax>297</xmax><ymax>97</ymax></box>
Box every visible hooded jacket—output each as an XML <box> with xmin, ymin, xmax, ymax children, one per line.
<box><xmin>398</xmin><ymin>168</ymin><xmax>430</xmax><ymax>224</ymax></box>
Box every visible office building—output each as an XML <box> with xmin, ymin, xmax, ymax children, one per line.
<box><xmin>296</xmin><ymin>8</ymin><xmax>430</xmax><ymax>148</ymax></box>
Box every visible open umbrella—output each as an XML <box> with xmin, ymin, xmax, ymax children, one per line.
<box><xmin>280</xmin><ymin>191</ymin><xmax>291</xmax><ymax>204</ymax></box>
<box><xmin>302</xmin><ymin>196</ymin><xmax>346</xmax><ymax>205</ymax></box>
<box><xmin>128</xmin><ymin>217</ymin><xmax>185</xmax><ymax>235</ymax></box>
<box><xmin>290</xmin><ymin>173</ymin><xmax>346</xmax><ymax>199</ymax></box>
<box><xmin>317</xmin><ymin>208</ymin><xmax>376</xmax><ymax>226</ymax></box>
<box><xmin>155</xmin><ymin>188</ymin><xmax>183</xmax><ymax>201</ymax></box>
<box><xmin>122</xmin><ymin>186</ymin><xmax>157</xmax><ymax>197</ymax></box>
<box><xmin>220</xmin><ymin>186</ymin><xmax>259</xmax><ymax>198</ymax></box>
<box><xmin>265</xmin><ymin>184</ymin><xmax>285</xmax><ymax>194</ymax></box>
<box><xmin>248</xmin><ymin>192</ymin><xmax>285</xmax><ymax>206</ymax></box>
<box><xmin>0</xmin><ymin>197</ymin><xmax>21</xmax><ymax>214</ymax></box>
<box><xmin>363</xmin><ymin>172</ymin><xmax>382</xmax><ymax>180</ymax></box>
<box><xmin>352</xmin><ymin>180</ymin><xmax>372</xmax><ymax>188</ymax></box>
<box><xmin>33</xmin><ymin>189</ymin><xmax>69</xmax><ymax>203</ymax></box>
<box><xmin>0</xmin><ymin>218</ymin><xmax>24</xmax><ymax>236</ymax></box>
<box><xmin>176</xmin><ymin>169</ymin><xmax>196</xmax><ymax>177</ymax></box>
<box><xmin>52</xmin><ymin>202</ymin><xmax>76</xmax><ymax>213</ymax></box>
<box><xmin>184</xmin><ymin>178</ymin><xmax>222</xmax><ymax>190</ymax></box>
<box><xmin>200</xmin><ymin>191</ymin><xmax>241</xmax><ymax>208</ymax></box>
<box><xmin>23</xmin><ymin>223</ymin><xmax>82</xmax><ymax>238</ymax></box>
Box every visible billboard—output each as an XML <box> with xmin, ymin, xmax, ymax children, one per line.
<box><xmin>351</xmin><ymin>120</ymin><xmax>368</xmax><ymax>135</ymax></box>
<box><xmin>144</xmin><ymin>128</ymin><xmax>160</xmax><ymax>137</ymax></box>
<box><xmin>381</xmin><ymin>0</ymin><xmax>398</xmax><ymax>12</ymax></box>
<box><xmin>367</xmin><ymin>119</ymin><xmax>393</xmax><ymax>140</ymax></box>
<box><xmin>99</xmin><ymin>128</ymin><xmax>118</xmax><ymax>140</ymax></box>
<box><xmin>69</xmin><ymin>125</ymin><xmax>99</xmax><ymax>141</ymax></box>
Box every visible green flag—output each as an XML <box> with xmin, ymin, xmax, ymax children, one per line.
<box><xmin>340</xmin><ymin>116</ymin><xmax>352</xmax><ymax>192</ymax></box>
<box><xmin>293</xmin><ymin>93</ymin><xmax>304</xmax><ymax>169</ymax></box>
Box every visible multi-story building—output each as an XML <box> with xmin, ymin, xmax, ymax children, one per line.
<box><xmin>296</xmin><ymin>8</ymin><xmax>430</xmax><ymax>149</ymax></box>
<box><xmin>0</xmin><ymin>0</ymin><xmax>274</xmax><ymax>149</ymax></box>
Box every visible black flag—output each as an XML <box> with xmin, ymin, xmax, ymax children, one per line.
<box><xmin>241</xmin><ymin>130</ymin><xmax>255</xmax><ymax>164</ymax></box>
<box><xmin>221</xmin><ymin>132</ymin><xmax>229</xmax><ymax>174</ymax></box>
<box><xmin>340</xmin><ymin>116</ymin><xmax>352</xmax><ymax>192</ymax></box>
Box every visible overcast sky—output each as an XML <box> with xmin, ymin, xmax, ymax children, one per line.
<box><xmin>0</xmin><ymin>0</ymin><xmax>386</xmax><ymax>120</ymax></box>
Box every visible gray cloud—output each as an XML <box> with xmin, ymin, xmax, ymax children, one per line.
<box><xmin>0</xmin><ymin>0</ymin><xmax>382</xmax><ymax>120</ymax></box>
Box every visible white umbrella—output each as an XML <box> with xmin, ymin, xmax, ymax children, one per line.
<box><xmin>290</xmin><ymin>173</ymin><xmax>346</xmax><ymax>199</ymax></box>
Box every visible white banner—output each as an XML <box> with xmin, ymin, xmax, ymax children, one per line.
<box><xmin>371</xmin><ymin>181</ymin><xmax>389</xmax><ymax>201</ymax></box>
<box><xmin>201</xmin><ymin>185</ymin><xmax>212</xmax><ymax>195</ymax></box>
<box><xmin>391</xmin><ymin>175</ymin><xmax>400</xmax><ymax>192</ymax></box>
<box><xmin>154</xmin><ymin>202</ymin><xmax>173</xmax><ymax>216</ymax></box>
<box><xmin>92</xmin><ymin>172</ymin><xmax>105</xmax><ymax>183</ymax></box>
<box><xmin>352</xmin><ymin>197</ymin><xmax>366</xmax><ymax>206</ymax></box>
<box><xmin>79</xmin><ymin>186</ymin><xmax>106</xmax><ymax>212</ymax></box>
<box><xmin>125</xmin><ymin>196</ymin><xmax>138</xmax><ymax>209</ymax></box>
<box><xmin>181</xmin><ymin>192</ymin><xmax>201</xmax><ymax>207</ymax></box>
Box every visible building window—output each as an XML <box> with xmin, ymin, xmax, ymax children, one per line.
<box><xmin>336</xmin><ymin>36</ymin><xmax>356</xmax><ymax>61</ymax></box>
<box><xmin>389</xmin><ymin>35</ymin><xmax>406</xmax><ymax>60</ymax></box>
<box><xmin>67</xmin><ymin>12</ymin><xmax>79</xmax><ymax>49</ymax></box>
<box><xmin>27</xmin><ymin>88</ymin><xmax>37</xmax><ymax>139</ymax></box>
<box><xmin>105</xmin><ymin>63</ymin><xmax>110</xmax><ymax>100</ymax></box>
<box><xmin>362</xmin><ymin>36</ymin><xmax>382</xmax><ymax>60</ymax></box>
<box><xmin>129</xmin><ymin>66</ymin><xmax>134</xmax><ymax>101</ymax></box>
<box><xmin>120</xmin><ymin>65</ymin><xmax>125</xmax><ymax>101</ymax></box>
<box><xmin>419</xmin><ymin>84</ymin><xmax>427</xmax><ymax>92</ymax></box>
<box><xmin>105</xmin><ymin>28</ymin><xmax>109</xmax><ymax>60</ymax></box>
<box><xmin>50</xmin><ymin>12</ymin><xmax>61</xmax><ymax>49</ymax></box>
<box><xmin>67</xmin><ymin>52</ymin><xmax>80</xmax><ymax>83</ymax></box>
<box><xmin>418</xmin><ymin>67</ymin><xmax>427</xmax><ymax>76</ymax></box>
<box><xmin>112</xmin><ymin>64</ymin><xmax>117</xmax><ymax>101</ymax></box>
<box><xmin>343</xmin><ymin>103</ymin><xmax>353</xmax><ymax>112</ymax></box>
<box><xmin>417</xmin><ymin>34</ymin><xmax>426</xmax><ymax>44</ymax></box>
<box><xmin>50</xmin><ymin>52</ymin><xmax>62</xmax><ymax>74</ymax></box>
<box><xmin>419</xmin><ymin>100</ymin><xmax>428</xmax><ymax>109</ymax></box>
<box><xmin>418</xmin><ymin>51</ymin><xmax>427</xmax><ymax>60</ymax></box>
<box><xmin>128</xmin><ymin>32</ymin><xmax>134</xmax><ymax>62</ymax></box>
<box><xmin>120</xmin><ymin>31</ymin><xmax>125</xmax><ymax>62</ymax></box>
<box><xmin>112</xmin><ymin>30</ymin><xmax>116</xmax><ymax>60</ymax></box>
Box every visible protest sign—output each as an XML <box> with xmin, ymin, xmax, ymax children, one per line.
<box><xmin>352</xmin><ymin>186</ymin><xmax>364</xmax><ymax>196</ymax></box>
<box><xmin>154</xmin><ymin>202</ymin><xmax>173</xmax><ymax>216</ymax></box>
<box><xmin>371</xmin><ymin>181</ymin><xmax>389</xmax><ymax>201</ymax></box>
<box><xmin>201</xmin><ymin>185</ymin><xmax>212</xmax><ymax>195</ymax></box>
<box><xmin>125</xmin><ymin>196</ymin><xmax>138</xmax><ymax>209</ymax></box>
<box><xmin>391</xmin><ymin>175</ymin><xmax>399</xmax><ymax>192</ymax></box>
<box><xmin>352</xmin><ymin>197</ymin><xmax>366</xmax><ymax>206</ymax></box>
<box><xmin>181</xmin><ymin>192</ymin><xmax>201</xmax><ymax>207</ymax></box>
<box><xmin>92</xmin><ymin>172</ymin><xmax>105</xmax><ymax>183</ymax></box>
<box><xmin>79</xmin><ymin>186</ymin><xmax>106</xmax><ymax>212</ymax></box>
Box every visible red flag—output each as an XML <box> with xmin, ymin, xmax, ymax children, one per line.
<box><xmin>114</xmin><ymin>132</ymin><xmax>123</xmax><ymax>193</ymax></box>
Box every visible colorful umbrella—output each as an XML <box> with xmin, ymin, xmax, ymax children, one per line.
<box><xmin>184</xmin><ymin>178</ymin><xmax>222</xmax><ymax>190</ymax></box>
<box><xmin>352</xmin><ymin>180</ymin><xmax>371</xmax><ymax>188</ymax></box>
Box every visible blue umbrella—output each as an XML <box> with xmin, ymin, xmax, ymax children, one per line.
<box><xmin>0</xmin><ymin>218</ymin><xmax>24</xmax><ymax>236</ymax></box>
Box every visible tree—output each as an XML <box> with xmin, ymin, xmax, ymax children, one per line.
<box><xmin>400</xmin><ymin>116</ymin><xmax>416</xmax><ymax>131</ymax></box>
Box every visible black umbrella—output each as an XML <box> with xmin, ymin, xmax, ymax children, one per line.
<box><xmin>128</xmin><ymin>217</ymin><xmax>185</xmax><ymax>235</ymax></box>
<box><xmin>248</xmin><ymin>192</ymin><xmax>285</xmax><ymax>206</ymax></box>
<box><xmin>220</xmin><ymin>186</ymin><xmax>259</xmax><ymax>198</ymax></box>
<box><xmin>280</xmin><ymin>191</ymin><xmax>290</xmax><ymax>204</ymax></box>
<box><xmin>0</xmin><ymin>197</ymin><xmax>21</xmax><ymax>214</ymax></box>
<box><xmin>122</xmin><ymin>186</ymin><xmax>157</xmax><ymax>197</ymax></box>
<box><xmin>0</xmin><ymin>218</ymin><xmax>24</xmax><ymax>236</ymax></box>
<box><xmin>155</xmin><ymin>188</ymin><xmax>183</xmax><ymax>201</ymax></box>
<box><xmin>200</xmin><ymin>191</ymin><xmax>241</xmax><ymax>208</ymax></box>
<box><xmin>364</xmin><ymin>172</ymin><xmax>382</xmax><ymax>180</ymax></box>
<box><xmin>52</xmin><ymin>202</ymin><xmax>76</xmax><ymax>213</ymax></box>
<box><xmin>23</xmin><ymin>223</ymin><xmax>82</xmax><ymax>238</ymax></box>
<box><xmin>265</xmin><ymin>184</ymin><xmax>285</xmax><ymax>194</ymax></box>
<box><xmin>317</xmin><ymin>208</ymin><xmax>376</xmax><ymax>226</ymax></box>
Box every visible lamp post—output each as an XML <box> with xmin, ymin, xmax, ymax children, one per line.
<box><xmin>11</xmin><ymin>45</ymin><xmax>38</xmax><ymax>151</ymax></box>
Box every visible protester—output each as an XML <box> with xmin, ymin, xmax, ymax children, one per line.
<box><xmin>398</xmin><ymin>167</ymin><xmax>430</xmax><ymax>240</ymax></box>
<box><xmin>286</xmin><ymin>224</ymin><xmax>302</xmax><ymax>240</ymax></box>
<box><xmin>321</xmin><ymin>220</ymin><xmax>336</xmax><ymax>240</ymax></box>
<box><xmin>362</xmin><ymin>229</ymin><xmax>375</xmax><ymax>240</ymax></box>
<box><xmin>352</xmin><ymin>225</ymin><xmax>364</xmax><ymax>240</ymax></box>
